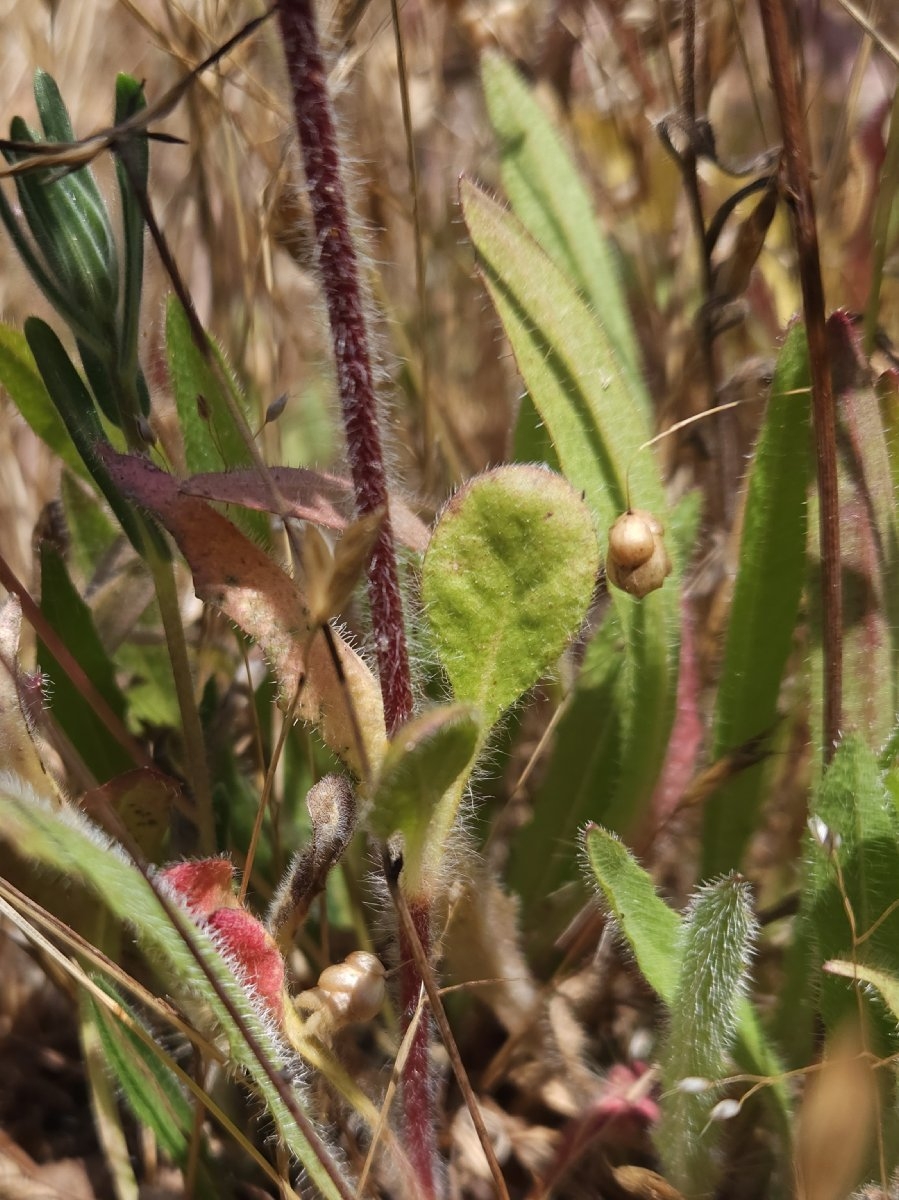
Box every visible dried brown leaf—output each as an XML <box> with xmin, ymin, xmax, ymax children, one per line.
<box><xmin>101</xmin><ymin>451</ymin><xmax>387</xmax><ymax>778</ymax></box>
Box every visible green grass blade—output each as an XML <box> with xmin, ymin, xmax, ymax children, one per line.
<box><xmin>481</xmin><ymin>54</ymin><xmax>643</xmax><ymax>401</ymax></box>
<box><xmin>656</xmin><ymin>876</ymin><xmax>757</xmax><ymax>1198</ymax></box>
<box><xmin>702</xmin><ymin>323</ymin><xmax>811</xmax><ymax>876</ymax></box>
<box><xmin>85</xmin><ymin>986</ymin><xmax>192</xmax><ymax>1164</ymax></box>
<box><xmin>460</xmin><ymin>179</ymin><xmax>679</xmax><ymax>831</ymax></box>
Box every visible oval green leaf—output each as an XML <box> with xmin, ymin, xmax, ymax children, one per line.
<box><xmin>422</xmin><ymin>464</ymin><xmax>599</xmax><ymax>725</ymax></box>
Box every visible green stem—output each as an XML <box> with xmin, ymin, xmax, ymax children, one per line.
<box><xmin>147</xmin><ymin>545</ymin><xmax>216</xmax><ymax>855</ymax></box>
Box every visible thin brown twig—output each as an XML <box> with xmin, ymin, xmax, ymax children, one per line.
<box><xmin>757</xmin><ymin>0</ymin><xmax>842</xmax><ymax>761</ymax></box>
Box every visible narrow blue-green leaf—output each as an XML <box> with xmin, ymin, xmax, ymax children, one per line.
<box><xmin>33</xmin><ymin>71</ymin><xmax>118</xmax><ymax>300</ymax></box>
<box><xmin>481</xmin><ymin>53</ymin><xmax>643</xmax><ymax>399</ymax></box>
<box><xmin>0</xmin><ymin>323</ymin><xmax>87</xmax><ymax>477</ymax></box>
<box><xmin>0</xmin><ymin>179</ymin><xmax>82</xmax><ymax>330</ymax></box>
<box><xmin>0</xmin><ymin>783</ymin><xmax>350</xmax><ymax>1199</ymax></box>
<box><xmin>8</xmin><ymin>108</ymin><xmax>118</xmax><ymax>332</ymax></box>
<box><xmin>702</xmin><ymin>324</ymin><xmax>811</xmax><ymax>875</ymax></box>
<box><xmin>460</xmin><ymin>179</ymin><xmax>678</xmax><ymax>830</ymax></box>
<box><xmin>806</xmin><ymin>735</ymin><xmax>899</xmax><ymax>1035</ymax></box>
<box><xmin>38</xmin><ymin>542</ymin><xmax>132</xmax><ymax>781</ymax></box>
<box><xmin>657</xmin><ymin>877</ymin><xmax>757</xmax><ymax>1197</ymax></box>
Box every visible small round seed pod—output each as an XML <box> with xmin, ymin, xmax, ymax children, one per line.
<box><xmin>296</xmin><ymin>950</ymin><xmax>386</xmax><ymax>1038</ymax></box>
<box><xmin>606</xmin><ymin>509</ymin><xmax>672</xmax><ymax>599</ymax></box>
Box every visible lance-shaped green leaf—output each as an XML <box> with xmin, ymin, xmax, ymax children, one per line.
<box><xmin>166</xmin><ymin>297</ymin><xmax>256</xmax><ymax>474</ymax></box>
<box><xmin>703</xmin><ymin>323</ymin><xmax>811</xmax><ymax>875</ymax></box>
<box><xmin>0</xmin><ymin>323</ymin><xmax>87</xmax><ymax>478</ymax></box>
<box><xmin>0</xmin><ymin>781</ymin><xmax>351</xmax><ymax>1199</ymax></box>
<box><xmin>805</xmin><ymin>736</ymin><xmax>899</xmax><ymax>1034</ymax></box>
<box><xmin>114</xmin><ymin>74</ymin><xmax>149</xmax><ymax>388</ymax></box>
<box><xmin>7</xmin><ymin>75</ymin><xmax>119</xmax><ymax>337</ymax></box>
<box><xmin>86</xmin><ymin>984</ymin><xmax>194</xmax><ymax>1166</ymax></box>
<box><xmin>38</xmin><ymin>542</ymin><xmax>132</xmax><ymax>782</ymax></box>
<box><xmin>460</xmin><ymin>180</ymin><xmax>678</xmax><ymax>831</ymax></box>
<box><xmin>583</xmin><ymin>825</ymin><xmax>789</xmax><ymax>1133</ymax></box>
<box><xmin>369</xmin><ymin>704</ymin><xmax>482</xmax><ymax>892</ymax></box>
<box><xmin>481</xmin><ymin>54</ymin><xmax>642</xmax><ymax>399</ymax></box>
<box><xmin>657</xmin><ymin>877</ymin><xmax>757</xmax><ymax>1198</ymax></box>
<box><xmin>23</xmin><ymin>317</ymin><xmax>165</xmax><ymax>558</ymax></box>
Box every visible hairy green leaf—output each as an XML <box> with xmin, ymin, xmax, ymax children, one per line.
<box><xmin>423</xmin><ymin>464</ymin><xmax>597</xmax><ymax>723</ymax></box>
<box><xmin>370</xmin><ymin>704</ymin><xmax>481</xmax><ymax>889</ymax></box>
<box><xmin>657</xmin><ymin>877</ymin><xmax>757</xmax><ymax>1198</ymax></box>
<box><xmin>583</xmin><ymin>825</ymin><xmax>789</xmax><ymax>1133</ymax></box>
<box><xmin>0</xmin><ymin>782</ymin><xmax>351</xmax><ymax>1198</ymax></box>
<box><xmin>805</xmin><ymin>736</ymin><xmax>899</xmax><ymax>1035</ymax></box>
<box><xmin>481</xmin><ymin>53</ymin><xmax>642</xmax><ymax>396</ymax></box>
<box><xmin>703</xmin><ymin>323</ymin><xmax>811</xmax><ymax>875</ymax></box>
<box><xmin>460</xmin><ymin>180</ymin><xmax>678</xmax><ymax>833</ymax></box>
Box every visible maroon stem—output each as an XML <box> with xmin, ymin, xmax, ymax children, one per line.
<box><xmin>276</xmin><ymin>4</ymin><xmax>433</xmax><ymax>1194</ymax></box>
<box><xmin>398</xmin><ymin>901</ymin><xmax>438</xmax><ymax>1198</ymax></box>
<box><xmin>757</xmin><ymin>0</ymin><xmax>842</xmax><ymax>762</ymax></box>
<box><xmin>277</xmin><ymin>0</ymin><xmax>414</xmax><ymax>738</ymax></box>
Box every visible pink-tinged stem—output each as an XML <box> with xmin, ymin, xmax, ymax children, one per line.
<box><xmin>276</xmin><ymin>0</ymin><xmax>413</xmax><ymax>737</ymax></box>
<box><xmin>398</xmin><ymin>901</ymin><xmax>438</xmax><ymax>1198</ymax></box>
<box><xmin>276</xmin><ymin>4</ymin><xmax>433</xmax><ymax>1194</ymax></box>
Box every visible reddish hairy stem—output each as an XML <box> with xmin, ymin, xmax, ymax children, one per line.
<box><xmin>277</xmin><ymin>0</ymin><xmax>413</xmax><ymax>737</ymax></box>
<box><xmin>276</xmin><ymin>4</ymin><xmax>433</xmax><ymax>1193</ymax></box>
<box><xmin>398</xmin><ymin>902</ymin><xmax>439</xmax><ymax>1199</ymax></box>
<box><xmin>757</xmin><ymin>0</ymin><xmax>843</xmax><ymax>762</ymax></box>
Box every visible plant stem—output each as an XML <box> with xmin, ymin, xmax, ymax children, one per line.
<box><xmin>276</xmin><ymin>2</ymin><xmax>430</xmax><ymax>1192</ymax></box>
<box><xmin>147</xmin><ymin>545</ymin><xmax>216</xmax><ymax>854</ymax></box>
<box><xmin>757</xmin><ymin>0</ymin><xmax>843</xmax><ymax>763</ymax></box>
<box><xmin>277</xmin><ymin>0</ymin><xmax>414</xmax><ymax>739</ymax></box>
